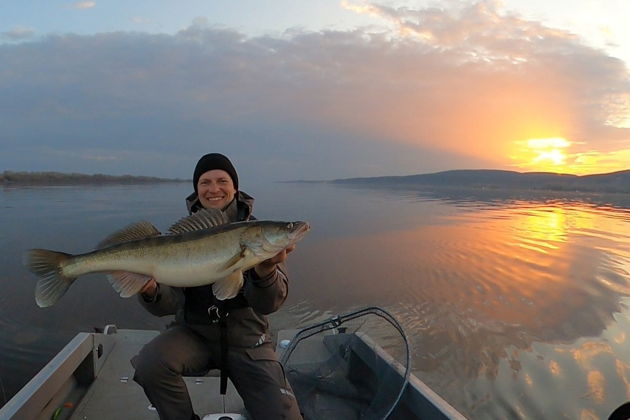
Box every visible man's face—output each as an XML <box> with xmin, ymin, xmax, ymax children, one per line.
<box><xmin>196</xmin><ymin>169</ymin><xmax>237</xmax><ymax>210</ymax></box>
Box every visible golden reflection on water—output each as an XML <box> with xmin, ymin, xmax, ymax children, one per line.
<box><xmin>514</xmin><ymin>206</ymin><xmax>571</xmax><ymax>249</ymax></box>
<box><xmin>305</xmin><ymin>202</ymin><xmax>628</xmax><ymax>327</ymax></box>
<box><xmin>569</xmin><ymin>341</ymin><xmax>614</xmax><ymax>366</ymax></box>
<box><xmin>586</xmin><ymin>370</ymin><xmax>606</xmax><ymax>404</ymax></box>
<box><xmin>580</xmin><ymin>409</ymin><xmax>600</xmax><ymax>420</ymax></box>
<box><xmin>615</xmin><ymin>359</ymin><xmax>630</xmax><ymax>400</ymax></box>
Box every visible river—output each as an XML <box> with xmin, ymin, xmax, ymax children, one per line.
<box><xmin>1</xmin><ymin>181</ymin><xmax>629</xmax><ymax>419</ymax></box>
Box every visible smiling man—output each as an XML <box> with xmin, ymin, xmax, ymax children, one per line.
<box><xmin>132</xmin><ymin>153</ymin><xmax>302</xmax><ymax>420</ymax></box>
<box><xmin>194</xmin><ymin>154</ymin><xmax>239</xmax><ymax>210</ymax></box>
<box><xmin>197</xmin><ymin>169</ymin><xmax>236</xmax><ymax>209</ymax></box>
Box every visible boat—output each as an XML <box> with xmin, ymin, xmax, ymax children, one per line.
<box><xmin>0</xmin><ymin>307</ymin><xmax>466</xmax><ymax>419</ymax></box>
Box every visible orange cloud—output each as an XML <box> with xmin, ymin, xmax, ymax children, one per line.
<box><xmin>332</xmin><ymin>1</ymin><xmax>630</xmax><ymax>174</ymax></box>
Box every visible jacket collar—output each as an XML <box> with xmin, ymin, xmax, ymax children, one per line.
<box><xmin>185</xmin><ymin>190</ymin><xmax>254</xmax><ymax>221</ymax></box>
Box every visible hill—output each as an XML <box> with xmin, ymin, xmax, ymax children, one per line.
<box><xmin>327</xmin><ymin>169</ymin><xmax>630</xmax><ymax>194</ymax></box>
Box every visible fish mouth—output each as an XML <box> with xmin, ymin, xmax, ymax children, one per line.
<box><xmin>291</xmin><ymin>221</ymin><xmax>310</xmax><ymax>241</ymax></box>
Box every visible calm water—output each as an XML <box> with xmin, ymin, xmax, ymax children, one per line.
<box><xmin>1</xmin><ymin>182</ymin><xmax>629</xmax><ymax>419</ymax></box>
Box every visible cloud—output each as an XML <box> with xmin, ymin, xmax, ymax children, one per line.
<box><xmin>1</xmin><ymin>26</ymin><xmax>36</xmax><ymax>41</ymax></box>
<box><xmin>71</xmin><ymin>1</ymin><xmax>96</xmax><ymax>10</ymax></box>
<box><xmin>343</xmin><ymin>0</ymin><xmax>580</xmax><ymax>47</ymax></box>
<box><xmin>0</xmin><ymin>1</ymin><xmax>628</xmax><ymax>179</ymax></box>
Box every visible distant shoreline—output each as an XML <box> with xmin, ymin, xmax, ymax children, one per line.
<box><xmin>1</xmin><ymin>171</ymin><xmax>189</xmax><ymax>186</ymax></box>
<box><xmin>285</xmin><ymin>169</ymin><xmax>630</xmax><ymax>195</ymax></box>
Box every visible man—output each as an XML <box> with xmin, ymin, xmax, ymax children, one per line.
<box><xmin>132</xmin><ymin>153</ymin><xmax>302</xmax><ymax>420</ymax></box>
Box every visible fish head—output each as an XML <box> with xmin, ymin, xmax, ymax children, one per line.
<box><xmin>242</xmin><ymin>221</ymin><xmax>310</xmax><ymax>257</ymax></box>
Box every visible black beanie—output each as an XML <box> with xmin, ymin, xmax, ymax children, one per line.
<box><xmin>193</xmin><ymin>153</ymin><xmax>239</xmax><ymax>193</ymax></box>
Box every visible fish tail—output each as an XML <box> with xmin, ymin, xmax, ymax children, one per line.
<box><xmin>24</xmin><ymin>249</ymin><xmax>76</xmax><ymax>307</ymax></box>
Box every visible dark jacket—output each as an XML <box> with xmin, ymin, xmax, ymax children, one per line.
<box><xmin>138</xmin><ymin>191</ymin><xmax>290</xmax><ymax>348</ymax></box>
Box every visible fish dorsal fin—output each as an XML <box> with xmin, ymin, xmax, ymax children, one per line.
<box><xmin>168</xmin><ymin>208</ymin><xmax>229</xmax><ymax>234</ymax></box>
<box><xmin>97</xmin><ymin>221</ymin><xmax>161</xmax><ymax>249</ymax></box>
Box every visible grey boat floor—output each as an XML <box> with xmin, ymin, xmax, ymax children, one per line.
<box><xmin>69</xmin><ymin>329</ymin><xmax>244</xmax><ymax>420</ymax></box>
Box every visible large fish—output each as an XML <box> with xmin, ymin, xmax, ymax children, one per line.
<box><xmin>24</xmin><ymin>208</ymin><xmax>310</xmax><ymax>307</ymax></box>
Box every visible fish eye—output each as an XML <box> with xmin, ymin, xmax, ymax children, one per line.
<box><xmin>287</xmin><ymin>222</ymin><xmax>293</xmax><ymax>229</ymax></box>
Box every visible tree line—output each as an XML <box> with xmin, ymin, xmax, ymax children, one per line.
<box><xmin>1</xmin><ymin>171</ymin><xmax>187</xmax><ymax>185</ymax></box>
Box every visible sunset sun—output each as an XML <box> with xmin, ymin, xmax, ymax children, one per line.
<box><xmin>529</xmin><ymin>137</ymin><xmax>570</xmax><ymax>166</ymax></box>
<box><xmin>511</xmin><ymin>137</ymin><xmax>575</xmax><ymax>173</ymax></box>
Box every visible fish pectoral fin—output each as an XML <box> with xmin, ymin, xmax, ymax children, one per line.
<box><xmin>222</xmin><ymin>246</ymin><xmax>254</xmax><ymax>271</ymax></box>
<box><xmin>107</xmin><ymin>271</ymin><xmax>152</xmax><ymax>298</ymax></box>
<box><xmin>212</xmin><ymin>271</ymin><xmax>244</xmax><ymax>301</ymax></box>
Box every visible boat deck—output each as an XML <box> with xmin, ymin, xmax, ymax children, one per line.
<box><xmin>71</xmin><ymin>329</ymin><xmax>245</xmax><ymax>420</ymax></box>
<box><xmin>1</xmin><ymin>324</ymin><xmax>467</xmax><ymax>420</ymax></box>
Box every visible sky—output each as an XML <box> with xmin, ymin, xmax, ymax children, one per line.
<box><xmin>1</xmin><ymin>0</ymin><xmax>629</xmax><ymax>181</ymax></box>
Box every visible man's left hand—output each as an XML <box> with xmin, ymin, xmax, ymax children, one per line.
<box><xmin>254</xmin><ymin>245</ymin><xmax>296</xmax><ymax>277</ymax></box>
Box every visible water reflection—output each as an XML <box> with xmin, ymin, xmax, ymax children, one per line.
<box><xmin>290</xmin><ymin>184</ymin><xmax>629</xmax><ymax>418</ymax></box>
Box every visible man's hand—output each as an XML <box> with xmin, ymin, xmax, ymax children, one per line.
<box><xmin>139</xmin><ymin>277</ymin><xmax>158</xmax><ymax>299</ymax></box>
<box><xmin>254</xmin><ymin>245</ymin><xmax>296</xmax><ymax>278</ymax></box>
